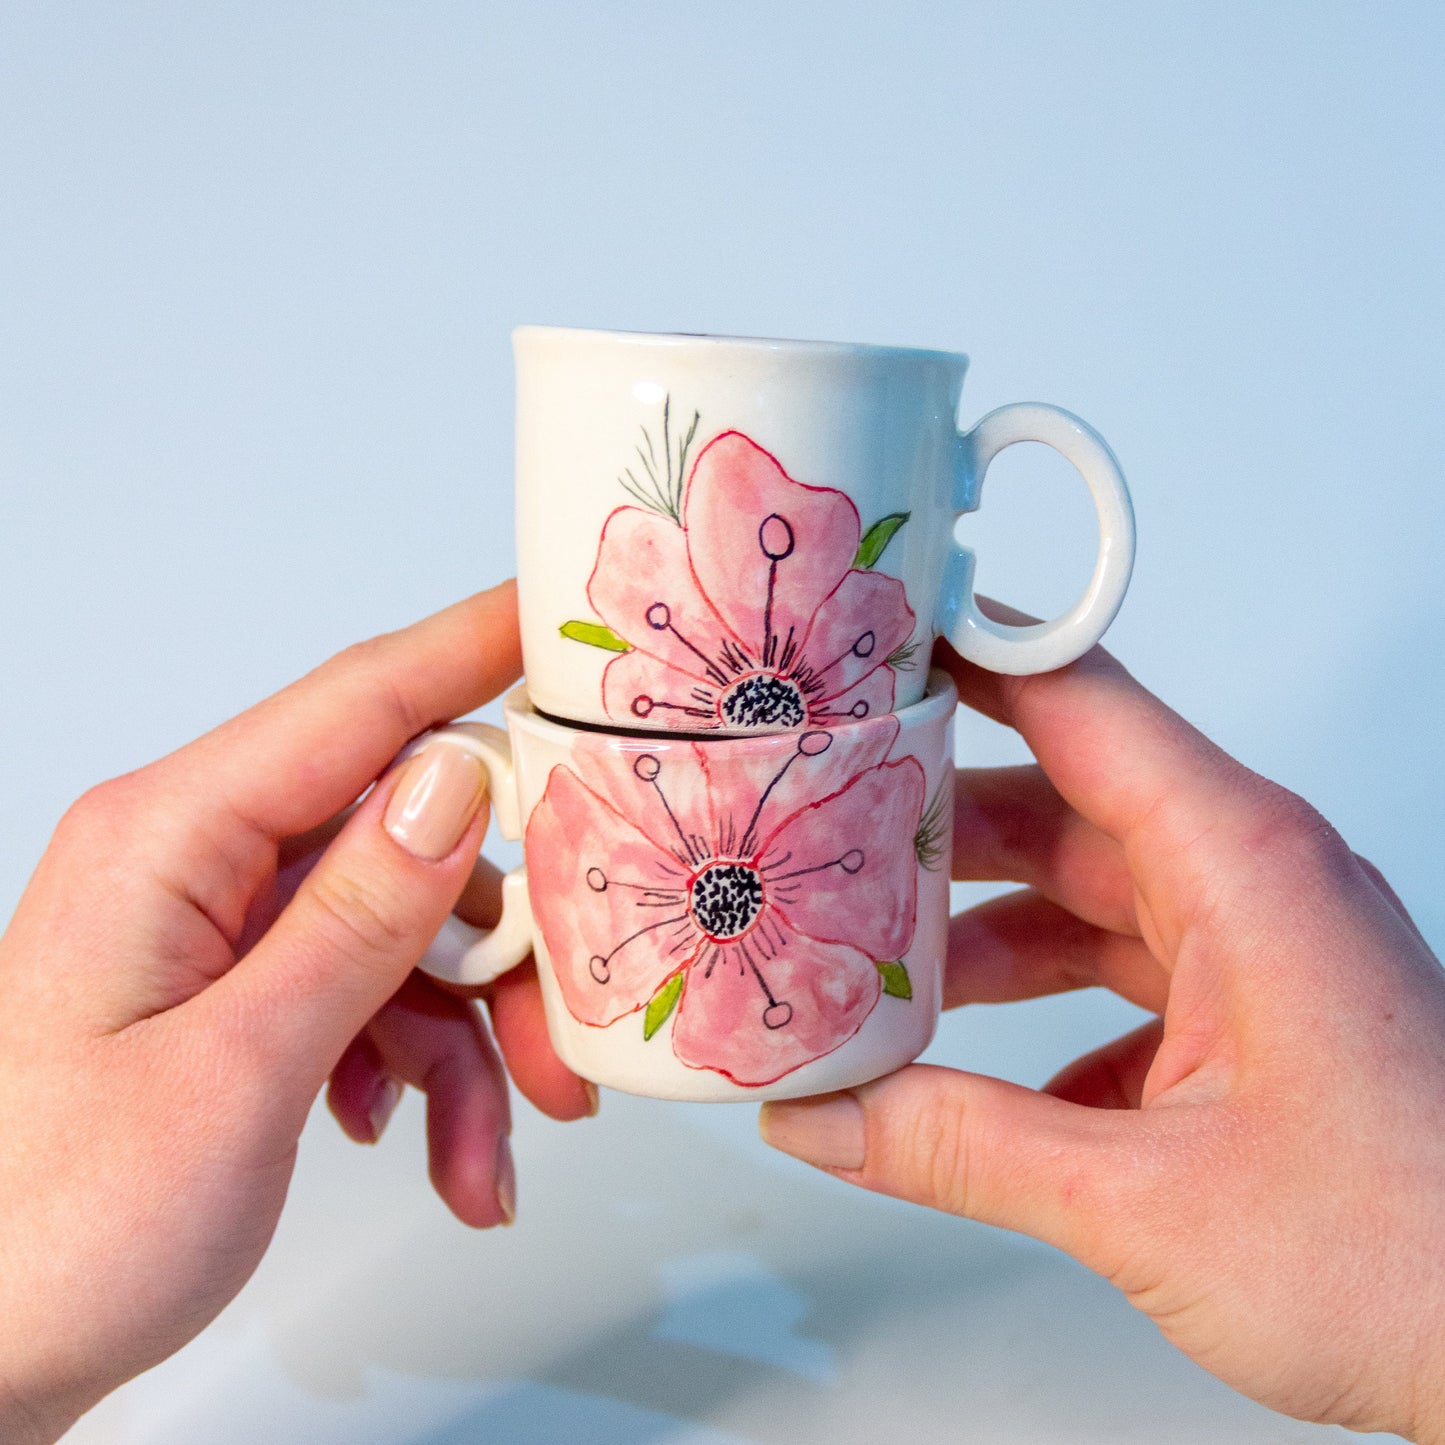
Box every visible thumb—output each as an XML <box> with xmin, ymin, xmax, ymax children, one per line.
<box><xmin>760</xmin><ymin>1063</ymin><xmax>1131</xmax><ymax>1262</ymax></box>
<box><xmin>205</xmin><ymin>734</ymin><xmax>492</xmax><ymax>1087</ymax></box>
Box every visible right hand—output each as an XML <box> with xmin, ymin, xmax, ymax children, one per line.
<box><xmin>762</xmin><ymin>636</ymin><xmax>1445</xmax><ymax>1441</ymax></box>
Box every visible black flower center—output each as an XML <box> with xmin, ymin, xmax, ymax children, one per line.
<box><xmin>689</xmin><ymin>862</ymin><xmax>764</xmax><ymax>940</ymax></box>
<box><xmin>719</xmin><ymin>673</ymin><xmax>806</xmax><ymax>730</ymax></box>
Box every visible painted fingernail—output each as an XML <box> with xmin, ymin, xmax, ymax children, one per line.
<box><xmin>368</xmin><ymin>1076</ymin><xmax>402</xmax><ymax>1143</ymax></box>
<box><xmin>581</xmin><ymin>1080</ymin><xmax>600</xmax><ymax>1118</ymax></box>
<box><xmin>495</xmin><ymin>1135</ymin><xmax>516</xmax><ymax>1225</ymax></box>
<box><xmin>759</xmin><ymin>1093</ymin><xmax>865</xmax><ymax>1171</ymax></box>
<box><xmin>384</xmin><ymin>743</ymin><xmax>487</xmax><ymax>860</ymax></box>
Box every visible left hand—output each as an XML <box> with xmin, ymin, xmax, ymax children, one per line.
<box><xmin>0</xmin><ymin>581</ymin><xmax>591</xmax><ymax>1444</ymax></box>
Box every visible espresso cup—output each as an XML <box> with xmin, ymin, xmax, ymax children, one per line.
<box><xmin>417</xmin><ymin>673</ymin><xmax>956</xmax><ymax>1102</ymax></box>
<box><xmin>515</xmin><ymin>325</ymin><xmax>1133</xmax><ymax>735</ymax></box>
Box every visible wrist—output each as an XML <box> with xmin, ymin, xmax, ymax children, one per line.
<box><xmin>0</xmin><ymin>1386</ymin><xmax>65</xmax><ymax>1445</ymax></box>
<box><xmin>1413</xmin><ymin>1391</ymin><xmax>1445</xmax><ymax>1445</ymax></box>
<box><xmin>0</xmin><ymin>1364</ymin><xmax>88</xmax><ymax>1445</ymax></box>
<box><xmin>1407</xmin><ymin>1336</ymin><xmax>1445</xmax><ymax>1445</ymax></box>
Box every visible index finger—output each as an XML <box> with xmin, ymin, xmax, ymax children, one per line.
<box><xmin>937</xmin><ymin>606</ymin><xmax>1402</xmax><ymax>1021</ymax></box>
<box><xmin>933</xmin><ymin>604</ymin><xmax>1291</xmax><ymax>930</ymax></box>
<box><xmin>166</xmin><ymin>580</ymin><xmax>522</xmax><ymax>842</ymax></box>
<box><xmin>939</xmin><ymin>630</ymin><xmax>1239</xmax><ymax>843</ymax></box>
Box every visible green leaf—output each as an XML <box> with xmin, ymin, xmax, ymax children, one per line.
<box><xmin>643</xmin><ymin>970</ymin><xmax>686</xmax><ymax>1040</ymax></box>
<box><xmin>876</xmin><ymin>960</ymin><xmax>913</xmax><ymax>1000</ymax></box>
<box><xmin>559</xmin><ymin>620</ymin><xmax>632</xmax><ymax>653</ymax></box>
<box><xmin>853</xmin><ymin>511</ymin><xmax>910</xmax><ymax>569</ymax></box>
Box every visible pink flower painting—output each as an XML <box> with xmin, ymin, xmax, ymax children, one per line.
<box><xmin>524</xmin><ymin>718</ymin><xmax>928</xmax><ymax>1086</ymax></box>
<box><xmin>575</xmin><ymin>424</ymin><xmax>917</xmax><ymax>733</ymax></box>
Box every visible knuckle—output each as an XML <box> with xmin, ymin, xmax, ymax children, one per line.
<box><xmin>898</xmin><ymin>1087</ymin><xmax>975</xmax><ymax>1218</ymax></box>
<box><xmin>64</xmin><ymin>773</ymin><xmax>137</xmax><ymax>824</ymax></box>
<box><xmin>327</xmin><ymin>635</ymin><xmax>430</xmax><ymax>741</ymax></box>
<box><xmin>331</xmin><ymin>634</ymin><xmax>391</xmax><ymax>675</ymax></box>
<box><xmin>54</xmin><ymin>771</ymin><xmax>152</xmax><ymax>850</ymax></box>
<box><xmin>303</xmin><ymin>866</ymin><xmax>420</xmax><ymax>963</ymax></box>
<box><xmin>1238</xmin><ymin>779</ymin><xmax>1350</xmax><ymax>876</ymax></box>
<box><xmin>1351</xmin><ymin>851</ymin><xmax>1386</xmax><ymax>888</ymax></box>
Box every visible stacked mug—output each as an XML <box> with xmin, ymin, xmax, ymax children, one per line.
<box><xmin>417</xmin><ymin>327</ymin><xmax>1135</xmax><ymax>1102</ymax></box>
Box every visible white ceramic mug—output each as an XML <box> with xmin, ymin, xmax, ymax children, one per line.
<box><xmin>515</xmin><ymin>325</ymin><xmax>1134</xmax><ymax>735</ymax></box>
<box><xmin>419</xmin><ymin>673</ymin><xmax>956</xmax><ymax>1102</ymax></box>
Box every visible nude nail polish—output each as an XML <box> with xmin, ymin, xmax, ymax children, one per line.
<box><xmin>384</xmin><ymin>743</ymin><xmax>487</xmax><ymax>860</ymax></box>
<box><xmin>368</xmin><ymin>1077</ymin><xmax>402</xmax><ymax>1143</ymax></box>
<box><xmin>758</xmin><ymin>1093</ymin><xmax>866</xmax><ymax>1171</ymax></box>
<box><xmin>495</xmin><ymin>1135</ymin><xmax>516</xmax><ymax>1225</ymax></box>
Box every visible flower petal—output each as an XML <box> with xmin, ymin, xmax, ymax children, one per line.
<box><xmin>696</xmin><ymin>714</ymin><xmax>901</xmax><ymax>861</ymax></box>
<box><xmin>671</xmin><ymin>930</ymin><xmax>881</xmax><ymax>1086</ymax></box>
<box><xmin>601</xmin><ymin>649</ymin><xmax>719</xmax><ymax>730</ymax></box>
<box><xmin>587</xmin><ymin>505</ymin><xmax>742</xmax><ymax>690</ymax></box>
<box><xmin>683</xmin><ymin>432</ymin><xmax>860</xmax><ymax>665</ymax></box>
<box><xmin>525</xmin><ymin>764</ymin><xmax>701</xmax><ymax>1026</ymax></box>
<box><xmin>764</xmin><ymin>757</ymin><xmax>925</xmax><ymax>961</ymax></box>
<box><xmin>795</xmin><ymin>569</ymin><xmax>916</xmax><ymax>704</ymax></box>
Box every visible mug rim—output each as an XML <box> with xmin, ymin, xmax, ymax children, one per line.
<box><xmin>502</xmin><ymin>666</ymin><xmax>959</xmax><ymax>746</ymax></box>
<box><xmin>513</xmin><ymin>323</ymin><xmax>969</xmax><ymax>369</ymax></box>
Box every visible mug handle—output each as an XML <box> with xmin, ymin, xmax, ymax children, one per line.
<box><xmin>937</xmin><ymin>402</ymin><xmax>1136</xmax><ymax>674</ymax></box>
<box><xmin>413</xmin><ymin>723</ymin><xmax>536</xmax><ymax>988</ymax></box>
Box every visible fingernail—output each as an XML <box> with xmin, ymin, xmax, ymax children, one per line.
<box><xmin>759</xmin><ymin>1093</ymin><xmax>865</xmax><ymax>1171</ymax></box>
<box><xmin>384</xmin><ymin>743</ymin><xmax>487</xmax><ymax>860</ymax></box>
<box><xmin>495</xmin><ymin>1134</ymin><xmax>516</xmax><ymax>1225</ymax></box>
<box><xmin>368</xmin><ymin>1076</ymin><xmax>402</xmax><ymax>1143</ymax></box>
<box><xmin>581</xmin><ymin>1080</ymin><xmax>600</xmax><ymax>1117</ymax></box>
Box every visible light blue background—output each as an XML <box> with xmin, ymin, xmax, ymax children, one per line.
<box><xmin>2</xmin><ymin>3</ymin><xmax>1440</xmax><ymax>1441</ymax></box>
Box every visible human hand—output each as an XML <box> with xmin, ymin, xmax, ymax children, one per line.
<box><xmin>0</xmin><ymin>581</ymin><xmax>592</xmax><ymax>1444</ymax></box>
<box><xmin>760</xmin><ymin>634</ymin><xmax>1445</xmax><ymax>1441</ymax></box>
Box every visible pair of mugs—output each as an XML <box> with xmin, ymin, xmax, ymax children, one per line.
<box><xmin>418</xmin><ymin>327</ymin><xmax>1135</xmax><ymax>1102</ymax></box>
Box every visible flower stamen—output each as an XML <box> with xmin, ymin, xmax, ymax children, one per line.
<box><xmin>742</xmin><ymin>951</ymin><xmax>794</xmax><ymax>1031</ymax></box>
<box><xmin>587</xmin><ymin>911</ymin><xmax>693</xmax><ymax>987</ymax></box>
<box><xmin>738</xmin><ymin>729</ymin><xmax>832</xmax><ymax>854</ymax></box>
<box><xmin>758</xmin><ymin>513</ymin><xmax>795</xmax><ymax>669</ymax></box>
<box><xmin>813</xmin><ymin>630</ymin><xmax>879</xmax><ymax>683</ymax></box>
<box><xmin>646</xmin><ymin>601</ymin><xmax>728</xmax><ymax>687</ymax></box>
<box><xmin>768</xmin><ymin>848</ymin><xmax>866</xmax><ymax>884</ymax></box>
<box><xmin>632</xmin><ymin>694</ymin><xmax>715</xmax><ymax>722</ymax></box>
<box><xmin>633</xmin><ymin>754</ymin><xmax>708</xmax><ymax>866</ymax></box>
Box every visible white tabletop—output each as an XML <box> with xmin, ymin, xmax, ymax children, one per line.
<box><xmin>64</xmin><ymin>989</ymin><xmax>1382</xmax><ymax>1444</ymax></box>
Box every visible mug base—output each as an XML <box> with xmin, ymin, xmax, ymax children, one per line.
<box><xmin>543</xmin><ymin>985</ymin><xmax>942</xmax><ymax>1105</ymax></box>
<box><xmin>564</xmin><ymin>1047</ymin><xmax>932</xmax><ymax>1104</ymax></box>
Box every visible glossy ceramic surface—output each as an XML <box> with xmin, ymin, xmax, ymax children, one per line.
<box><xmin>420</xmin><ymin>673</ymin><xmax>957</xmax><ymax>1102</ymax></box>
<box><xmin>515</xmin><ymin>325</ymin><xmax>1134</xmax><ymax>734</ymax></box>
